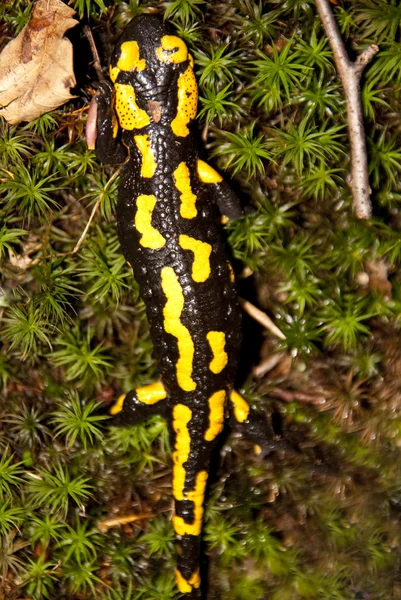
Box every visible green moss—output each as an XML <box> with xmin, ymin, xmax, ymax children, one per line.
<box><xmin>1</xmin><ymin>1</ymin><xmax>401</xmax><ymax>598</ymax></box>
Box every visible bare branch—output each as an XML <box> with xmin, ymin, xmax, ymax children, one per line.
<box><xmin>355</xmin><ymin>44</ymin><xmax>379</xmax><ymax>76</ymax></box>
<box><xmin>268</xmin><ymin>387</ymin><xmax>327</xmax><ymax>407</ymax></box>
<box><xmin>314</xmin><ymin>0</ymin><xmax>350</xmax><ymax>75</ymax></box>
<box><xmin>239</xmin><ymin>298</ymin><xmax>286</xmax><ymax>339</ymax></box>
<box><xmin>315</xmin><ymin>0</ymin><xmax>379</xmax><ymax>219</ymax></box>
<box><xmin>84</xmin><ymin>26</ymin><xmax>105</xmax><ymax>83</ymax></box>
<box><xmin>98</xmin><ymin>513</ymin><xmax>155</xmax><ymax>533</ymax></box>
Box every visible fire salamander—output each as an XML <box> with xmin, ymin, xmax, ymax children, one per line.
<box><xmin>90</xmin><ymin>15</ymin><xmax>273</xmax><ymax>598</ymax></box>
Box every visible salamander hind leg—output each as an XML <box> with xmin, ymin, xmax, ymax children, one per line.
<box><xmin>110</xmin><ymin>382</ymin><xmax>168</xmax><ymax>425</ymax></box>
<box><xmin>230</xmin><ymin>390</ymin><xmax>289</xmax><ymax>456</ymax></box>
<box><xmin>196</xmin><ymin>160</ymin><xmax>243</xmax><ymax>221</ymax></box>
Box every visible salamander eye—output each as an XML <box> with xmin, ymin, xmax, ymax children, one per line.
<box><xmin>117</xmin><ymin>41</ymin><xmax>146</xmax><ymax>72</ymax></box>
<box><xmin>156</xmin><ymin>35</ymin><xmax>188</xmax><ymax>64</ymax></box>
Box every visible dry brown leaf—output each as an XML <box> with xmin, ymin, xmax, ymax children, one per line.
<box><xmin>0</xmin><ymin>0</ymin><xmax>78</xmax><ymax>124</ymax></box>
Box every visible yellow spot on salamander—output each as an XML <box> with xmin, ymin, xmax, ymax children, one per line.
<box><xmin>179</xmin><ymin>235</ymin><xmax>212</xmax><ymax>282</ymax></box>
<box><xmin>230</xmin><ymin>390</ymin><xmax>250</xmax><ymax>423</ymax></box>
<box><xmin>112</xmin><ymin>113</ymin><xmax>119</xmax><ymax>139</ymax></box>
<box><xmin>117</xmin><ymin>41</ymin><xmax>146</xmax><ymax>72</ymax></box>
<box><xmin>110</xmin><ymin>394</ymin><xmax>126</xmax><ymax>415</ymax></box>
<box><xmin>171</xmin><ymin>65</ymin><xmax>198</xmax><ymax>137</ymax></box>
<box><xmin>156</xmin><ymin>35</ymin><xmax>188</xmax><ymax>64</ymax></box>
<box><xmin>175</xmin><ymin>569</ymin><xmax>201</xmax><ymax>593</ymax></box>
<box><xmin>190</xmin><ymin>570</ymin><xmax>201</xmax><ymax>589</ymax></box>
<box><xmin>172</xmin><ymin>403</ymin><xmax>191</xmax><ymax>501</ymax></box>
<box><xmin>204</xmin><ymin>390</ymin><xmax>226</xmax><ymax>441</ymax></box>
<box><xmin>135</xmin><ymin>195</ymin><xmax>166</xmax><ymax>249</ymax></box>
<box><xmin>227</xmin><ymin>261</ymin><xmax>235</xmax><ymax>282</ymax></box>
<box><xmin>161</xmin><ymin>267</ymin><xmax>196</xmax><ymax>392</ymax></box>
<box><xmin>109</xmin><ymin>65</ymin><xmax>120</xmax><ymax>82</ymax></box>
<box><xmin>197</xmin><ymin>159</ymin><xmax>223</xmax><ymax>184</ymax></box>
<box><xmin>136</xmin><ymin>382</ymin><xmax>167</xmax><ymax>404</ymax></box>
<box><xmin>115</xmin><ymin>83</ymin><xmax>150</xmax><ymax>130</ymax></box>
<box><xmin>134</xmin><ymin>135</ymin><xmax>156</xmax><ymax>178</ymax></box>
<box><xmin>206</xmin><ymin>331</ymin><xmax>228</xmax><ymax>374</ymax></box>
<box><xmin>174</xmin><ymin>162</ymin><xmax>197</xmax><ymax>219</ymax></box>
<box><xmin>254</xmin><ymin>444</ymin><xmax>262</xmax><ymax>456</ymax></box>
<box><xmin>173</xmin><ymin>470</ymin><xmax>208</xmax><ymax>536</ymax></box>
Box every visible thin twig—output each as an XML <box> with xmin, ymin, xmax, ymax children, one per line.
<box><xmin>239</xmin><ymin>298</ymin><xmax>286</xmax><ymax>339</ymax></box>
<box><xmin>252</xmin><ymin>352</ymin><xmax>286</xmax><ymax>377</ymax></box>
<box><xmin>98</xmin><ymin>513</ymin><xmax>155</xmax><ymax>533</ymax></box>
<box><xmin>53</xmin><ymin>169</ymin><xmax>121</xmax><ymax>258</ymax></box>
<box><xmin>315</xmin><ymin>0</ymin><xmax>379</xmax><ymax>219</ymax></box>
<box><xmin>269</xmin><ymin>387</ymin><xmax>327</xmax><ymax>406</ymax></box>
<box><xmin>84</xmin><ymin>26</ymin><xmax>105</xmax><ymax>82</ymax></box>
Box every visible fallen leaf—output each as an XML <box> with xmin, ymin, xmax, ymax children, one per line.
<box><xmin>0</xmin><ymin>0</ymin><xmax>78</xmax><ymax>124</ymax></box>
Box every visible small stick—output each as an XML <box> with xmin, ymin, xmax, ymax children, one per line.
<box><xmin>253</xmin><ymin>353</ymin><xmax>285</xmax><ymax>378</ymax></box>
<box><xmin>269</xmin><ymin>387</ymin><xmax>327</xmax><ymax>406</ymax></box>
<box><xmin>315</xmin><ymin>0</ymin><xmax>378</xmax><ymax>219</ymax></box>
<box><xmin>84</xmin><ymin>26</ymin><xmax>105</xmax><ymax>82</ymax></box>
<box><xmin>53</xmin><ymin>169</ymin><xmax>121</xmax><ymax>258</ymax></box>
<box><xmin>98</xmin><ymin>513</ymin><xmax>155</xmax><ymax>533</ymax></box>
<box><xmin>239</xmin><ymin>298</ymin><xmax>286</xmax><ymax>339</ymax></box>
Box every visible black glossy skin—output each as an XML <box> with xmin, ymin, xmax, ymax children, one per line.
<box><xmin>115</xmin><ymin>130</ymin><xmax>242</xmax><ymax>405</ymax></box>
<box><xmin>94</xmin><ymin>15</ymin><xmax>244</xmax><ymax>598</ymax></box>
<box><xmin>92</xmin><ymin>14</ymin><xmax>292</xmax><ymax>598</ymax></box>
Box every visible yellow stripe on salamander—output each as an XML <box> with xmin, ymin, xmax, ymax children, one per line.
<box><xmin>206</xmin><ymin>331</ymin><xmax>228</xmax><ymax>374</ymax></box>
<box><xmin>134</xmin><ymin>135</ymin><xmax>156</xmax><ymax>178</ymax></box>
<box><xmin>114</xmin><ymin>83</ymin><xmax>150</xmax><ymax>130</ymax></box>
<box><xmin>173</xmin><ymin>470</ymin><xmax>208</xmax><ymax>536</ymax></box>
<box><xmin>171</xmin><ymin>65</ymin><xmax>198</xmax><ymax>137</ymax></box>
<box><xmin>179</xmin><ymin>234</ymin><xmax>212</xmax><ymax>283</ymax></box>
<box><xmin>204</xmin><ymin>390</ymin><xmax>226</xmax><ymax>442</ymax></box>
<box><xmin>161</xmin><ymin>267</ymin><xmax>196</xmax><ymax>392</ymax></box>
<box><xmin>171</xmin><ymin>406</ymin><xmax>207</xmax><ymax>536</ymax></box>
<box><xmin>174</xmin><ymin>162</ymin><xmax>197</xmax><ymax>219</ymax></box>
<box><xmin>135</xmin><ymin>195</ymin><xmax>166</xmax><ymax>249</ymax></box>
<box><xmin>172</xmin><ymin>403</ymin><xmax>192</xmax><ymax>501</ymax></box>
<box><xmin>176</xmin><ymin>569</ymin><xmax>201</xmax><ymax>593</ymax></box>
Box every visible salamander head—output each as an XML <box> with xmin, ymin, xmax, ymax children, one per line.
<box><xmin>109</xmin><ymin>15</ymin><xmax>197</xmax><ymax>136</ymax></box>
<box><xmin>111</xmin><ymin>15</ymin><xmax>167</xmax><ymax>73</ymax></box>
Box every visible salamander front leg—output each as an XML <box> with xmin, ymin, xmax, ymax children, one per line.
<box><xmin>196</xmin><ymin>160</ymin><xmax>244</xmax><ymax>221</ymax></box>
<box><xmin>230</xmin><ymin>390</ymin><xmax>289</xmax><ymax>456</ymax></box>
<box><xmin>92</xmin><ymin>81</ymin><xmax>128</xmax><ymax>165</ymax></box>
<box><xmin>110</xmin><ymin>382</ymin><xmax>168</xmax><ymax>426</ymax></box>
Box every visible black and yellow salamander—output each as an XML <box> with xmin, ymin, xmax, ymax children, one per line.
<box><xmin>90</xmin><ymin>15</ymin><xmax>272</xmax><ymax>598</ymax></box>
